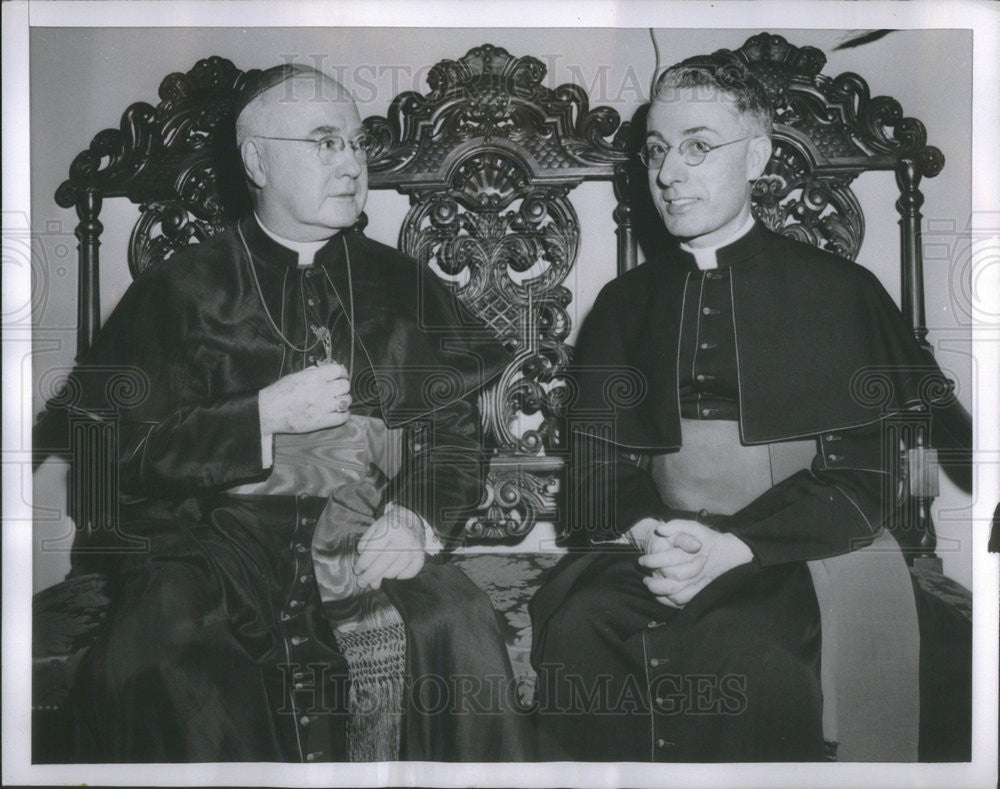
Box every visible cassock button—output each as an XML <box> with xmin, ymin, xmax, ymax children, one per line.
<box><xmin>700</xmin><ymin>342</ymin><xmax>716</xmax><ymax>350</ymax></box>
<box><xmin>300</xmin><ymin>715</ymin><xmax>312</xmax><ymax>726</ymax></box>
<box><xmin>649</xmin><ymin>658</ymin><xmax>660</xmax><ymax>667</ymax></box>
<box><xmin>291</xmin><ymin>636</ymin><xmax>309</xmax><ymax>646</ymax></box>
<box><xmin>300</xmin><ymin>574</ymin><xmax>312</xmax><ymax>584</ymax></box>
<box><xmin>307</xmin><ymin>298</ymin><xmax>316</xmax><ymax>307</ymax></box>
<box><xmin>289</xmin><ymin>600</ymin><xmax>302</xmax><ymax>608</ymax></box>
<box><xmin>828</xmin><ymin>453</ymin><xmax>842</xmax><ymax>462</ymax></box>
<box><xmin>306</xmin><ymin>751</ymin><xmax>323</xmax><ymax>761</ymax></box>
<box><xmin>656</xmin><ymin>739</ymin><xmax>675</xmax><ymax>749</ymax></box>
<box><xmin>296</xmin><ymin>544</ymin><xmax>309</xmax><ymax>553</ymax></box>
<box><xmin>280</xmin><ymin>612</ymin><xmax>291</xmax><ymax>622</ymax></box>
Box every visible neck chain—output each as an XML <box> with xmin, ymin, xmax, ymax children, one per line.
<box><xmin>237</xmin><ymin>222</ymin><xmax>356</xmax><ymax>374</ymax></box>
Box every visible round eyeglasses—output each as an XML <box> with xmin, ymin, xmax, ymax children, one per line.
<box><xmin>639</xmin><ymin>136</ymin><xmax>749</xmax><ymax>168</ymax></box>
<box><xmin>255</xmin><ymin>133</ymin><xmax>376</xmax><ymax>164</ymax></box>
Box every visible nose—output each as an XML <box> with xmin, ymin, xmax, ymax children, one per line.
<box><xmin>332</xmin><ymin>147</ymin><xmax>364</xmax><ymax>179</ymax></box>
<box><xmin>654</xmin><ymin>148</ymin><xmax>688</xmax><ymax>188</ymax></box>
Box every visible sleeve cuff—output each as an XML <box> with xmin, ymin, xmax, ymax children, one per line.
<box><xmin>384</xmin><ymin>501</ymin><xmax>443</xmax><ymax>556</ymax></box>
<box><xmin>260</xmin><ymin>430</ymin><xmax>274</xmax><ymax>468</ymax></box>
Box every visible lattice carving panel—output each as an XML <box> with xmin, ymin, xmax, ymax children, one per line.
<box><xmin>400</xmin><ymin>151</ymin><xmax>577</xmax><ymax>461</ymax></box>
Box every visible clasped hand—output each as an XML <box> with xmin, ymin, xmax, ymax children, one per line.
<box><xmin>258</xmin><ymin>362</ymin><xmax>352</xmax><ymax>434</ymax></box>
<box><xmin>629</xmin><ymin>518</ymin><xmax>753</xmax><ymax>609</ymax></box>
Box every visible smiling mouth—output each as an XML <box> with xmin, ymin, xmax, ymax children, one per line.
<box><xmin>662</xmin><ymin>197</ymin><xmax>699</xmax><ymax>212</ymax></box>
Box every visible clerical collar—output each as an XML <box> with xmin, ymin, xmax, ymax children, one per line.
<box><xmin>679</xmin><ymin>214</ymin><xmax>757</xmax><ymax>271</ymax></box>
<box><xmin>254</xmin><ymin>213</ymin><xmax>332</xmax><ymax>268</ymax></box>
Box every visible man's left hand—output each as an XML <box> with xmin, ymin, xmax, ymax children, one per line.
<box><xmin>354</xmin><ymin>507</ymin><xmax>426</xmax><ymax>590</ymax></box>
<box><xmin>638</xmin><ymin>521</ymin><xmax>753</xmax><ymax>608</ymax></box>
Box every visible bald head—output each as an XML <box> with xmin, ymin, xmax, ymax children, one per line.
<box><xmin>235</xmin><ymin>64</ymin><xmax>368</xmax><ymax>241</ymax></box>
<box><xmin>235</xmin><ymin>66</ymin><xmax>355</xmax><ymax>146</ymax></box>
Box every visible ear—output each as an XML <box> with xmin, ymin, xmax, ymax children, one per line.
<box><xmin>745</xmin><ymin>136</ymin><xmax>773</xmax><ymax>181</ymax></box>
<box><xmin>240</xmin><ymin>137</ymin><xmax>267</xmax><ymax>189</ymax></box>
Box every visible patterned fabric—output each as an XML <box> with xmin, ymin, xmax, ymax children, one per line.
<box><xmin>450</xmin><ymin>552</ymin><xmax>564</xmax><ymax>707</ymax></box>
<box><xmin>32</xmin><ymin>574</ymin><xmax>112</xmax><ymax>711</ymax></box>
<box><xmin>910</xmin><ymin>565</ymin><xmax>972</xmax><ymax>621</ymax></box>
<box><xmin>33</xmin><ymin>573</ymin><xmax>111</xmax><ymax>658</ymax></box>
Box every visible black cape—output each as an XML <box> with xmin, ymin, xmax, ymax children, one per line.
<box><xmin>35</xmin><ymin>217</ymin><xmax>512</xmax><ymax>524</ymax></box>
<box><xmin>569</xmin><ymin>222</ymin><xmax>970</xmax><ymax>458</ymax></box>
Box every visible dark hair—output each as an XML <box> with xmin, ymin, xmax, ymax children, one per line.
<box><xmin>652</xmin><ymin>50</ymin><xmax>773</xmax><ymax>137</ymax></box>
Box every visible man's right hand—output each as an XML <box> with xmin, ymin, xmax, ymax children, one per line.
<box><xmin>627</xmin><ymin>517</ymin><xmax>701</xmax><ymax>556</ymax></box>
<box><xmin>627</xmin><ymin>517</ymin><xmax>706</xmax><ymax>609</ymax></box>
<box><xmin>258</xmin><ymin>363</ymin><xmax>352</xmax><ymax>434</ymax></box>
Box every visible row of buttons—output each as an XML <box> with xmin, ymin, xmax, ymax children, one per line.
<box><xmin>645</xmin><ymin>633</ymin><xmax>677</xmax><ymax>755</ymax></box>
<box><xmin>283</xmin><ymin>494</ymin><xmax>327</xmax><ymax>762</ymax></box>
<box><xmin>690</xmin><ymin>271</ymin><xmax>731</xmax><ymax>421</ymax></box>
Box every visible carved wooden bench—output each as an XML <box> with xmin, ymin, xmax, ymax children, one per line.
<box><xmin>34</xmin><ymin>35</ymin><xmax>970</xmax><ymax>762</ymax></box>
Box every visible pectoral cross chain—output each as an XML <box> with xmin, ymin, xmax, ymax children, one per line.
<box><xmin>309</xmin><ymin>324</ymin><xmax>334</xmax><ymax>365</ymax></box>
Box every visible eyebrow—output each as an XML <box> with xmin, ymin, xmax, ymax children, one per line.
<box><xmin>681</xmin><ymin>126</ymin><xmax>718</xmax><ymax>137</ymax></box>
<box><xmin>645</xmin><ymin>126</ymin><xmax>722</xmax><ymax>142</ymax></box>
<box><xmin>308</xmin><ymin>124</ymin><xmax>363</xmax><ymax>137</ymax></box>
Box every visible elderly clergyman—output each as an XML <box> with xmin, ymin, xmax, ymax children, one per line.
<box><xmin>530</xmin><ymin>51</ymin><xmax>970</xmax><ymax>761</ymax></box>
<box><xmin>39</xmin><ymin>64</ymin><xmax>527</xmax><ymax>762</ymax></box>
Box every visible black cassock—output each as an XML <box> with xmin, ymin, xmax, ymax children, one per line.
<box><xmin>530</xmin><ymin>222</ymin><xmax>971</xmax><ymax>761</ymax></box>
<box><xmin>37</xmin><ymin>216</ymin><xmax>528</xmax><ymax>762</ymax></box>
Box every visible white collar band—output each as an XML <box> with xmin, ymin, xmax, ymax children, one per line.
<box><xmin>679</xmin><ymin>213</ymin><xmax>757</xmax><ymax>271</ymax></box>
<box><xmin>255</xmin><ymin>213</ymin><xmax>333</xmax><ymax>268</ymax></box>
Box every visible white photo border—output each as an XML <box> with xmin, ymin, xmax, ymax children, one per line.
<box><xmin>3</xmin><ymin>1</ymin><xmax>998</xmax><ymax>787</ymax></box>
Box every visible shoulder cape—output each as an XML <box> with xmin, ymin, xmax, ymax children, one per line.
<box><xmin>569</xmin><ymin>223</ymin><xmax>969</xmax><ymax>459</ymax></box>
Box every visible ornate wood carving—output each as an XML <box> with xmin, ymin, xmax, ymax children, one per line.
<box><xmin>365</xmin><ymin>43</ymin><xmax>631</xmax><ymax>187</ymax></box>
<box><xmin>56</xmin><ymin>56</ymin><xmax>252</xmax><ymax>286</ymax></box>
<box><xmin>731</xmin><ymin>33</ymin><xmax>943</xmax><ymax>341</ymax></box>
<box><xmin>364</xmin><ymin>44</ymin><xmax>631</xmax><ymax>539</ymax></box>
<box><xmin>53</xmin><ymin>38</ymin><xmax>946</xmax><ymax>546</ymax></box>
<box><xmin>730</xmin><ymin>33</ymin><xmax>946</xmax><ymax>563</ymax></box>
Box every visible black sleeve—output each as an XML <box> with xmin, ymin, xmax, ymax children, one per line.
<box><xmin>385</xmin><ymin>394</ymin><xmax>488</xmax><ymax>548</ymax></box>
<box><xmin>564</xmin><ymin>429</ymin><xmax>680</xmax><ymax>545</ymax></box>
<box><xmin>37</xmin><ymin>273</ymin><xmax>270</xmax><ymax>499</ymax></box>
<box><xmin>115</xmin><ymin>387</ymin><xmax>267</xmax><ymax>496</ymax></box>
<box><xmin>719</xmin><ymin>422</ymin><xmax>889</xmax><ymax>565</ymax></box>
